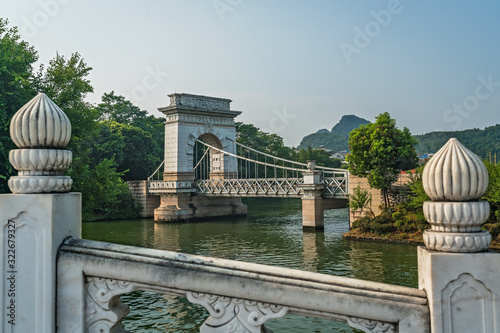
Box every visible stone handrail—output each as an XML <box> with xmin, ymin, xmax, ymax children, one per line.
<box><xmin>57</xmin><ymin>237</ymin><xmax>429</xmax><ymax>333</ymax></box>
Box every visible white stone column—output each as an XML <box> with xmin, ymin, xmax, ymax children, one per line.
<box><xmin>417</xmin><ymin>138</ymin><xmax>500</xmax><ymax>333</ymax></box>
<box><xmin>0</xmin><ymin>93</ymin><xmax>81</xmax><ymax>333</ymax></box>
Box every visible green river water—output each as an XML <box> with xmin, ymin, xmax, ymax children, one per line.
<box><xmin>82</xmin><ymin>198</ymin><xmax>419</xmax><ymax>332</ymax></box>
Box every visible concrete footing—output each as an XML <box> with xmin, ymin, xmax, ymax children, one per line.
<box><xmin>128</xmin><ymin>181</ymin><xmax>161</xmax><ymax>217</ymax></box>
<box><xmin>154</xmin><ymin>194</ymin><xmax>247</xmax><ymax>222</ymax></box>
<box><xmin>302</xmin><ymin>196</ymin><xmax>324</xmax><ymax>230</ymax></box>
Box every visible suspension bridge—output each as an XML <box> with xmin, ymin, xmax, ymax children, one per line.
<box><xmin>129</xmin><ymin>93</ymin><xmax>349</xmax><ymax>229</ymax></box>
<box><xmin>148</xmin><ymin>139</ymin><xmax>349</xmax><ymax>199</ymax></box>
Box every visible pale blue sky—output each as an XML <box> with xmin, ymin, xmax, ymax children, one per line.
<box><xmin>2</xmin><ymin>0</ymin><xmax>499</xmax><ymax>146</ymax></box>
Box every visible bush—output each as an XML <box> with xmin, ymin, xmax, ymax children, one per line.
<box><xmin>392</xmin><ymin>212</ymin><xmax>403</xmax><ymax>221</ymax></box>
<box><xmin>69</xmin><ymin>157</ymin><xmax>140</xmax><ymax>221</ymax></box>
<box><xmin>484</xmin><ymin>222</ymin><xmax>500</xmax><ymax>240</ymax></box>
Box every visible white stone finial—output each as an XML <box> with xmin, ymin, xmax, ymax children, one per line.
<box><xmin>423</xmin><ymin>138</ymin><xmax>488</xmax><ymax>201</ymax></box>
<box><xmin>8</xmin><ymin>93</ymin><xmax>73</xmax><ymax>193</ymax></box>
<box><xmin>307</xmin><ymin>160</ymin><xmax>316</xmax><ymax>171</ymax></box>
<box><xmin>10</xmin><ymin>93</ymin><xmax>71</xmax><ymax>148</ymax></box>
<box><xmin>422</xmin><ymin>138</ymin><xmax>491</xmax><ymax>252</ymax></box>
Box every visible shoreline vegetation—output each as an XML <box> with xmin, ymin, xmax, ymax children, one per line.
<box><xmin>343</xmin><ymin>161</ymin><xmax>500</xmax><ymax>250</ymax></box>
<box><xmin>343</xmin><ymin>230</ymin><xmax>500</xmax><ymax>251</ymax></box>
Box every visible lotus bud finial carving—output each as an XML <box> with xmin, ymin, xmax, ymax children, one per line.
<box><xmin>10</xmin><ymin>93</ymin><xmax>71</xmax><ymax>149</ymax></box>
<box><xmin>8</xmin><ymin>93</ymin><xmax>73</xmax><ymax>193</ymax></box>
<box><xmin>422</xmin><ymin>138</ymin><xmax>488</xmax><ymax>201</ymax></box>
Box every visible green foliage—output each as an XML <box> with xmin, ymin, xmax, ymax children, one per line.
<box><xmin>391</xmin><ymin>168</ymin><xmax>430</xmax><ymax>233</ymax></box>
<box><xmin>69</xmin><ymin>158</ymin><xmax>139</xmax><ymax>221</ymax></box>
<box><xmin>347</xmin><ymin>112</ymin><xmax>418</xmax><ymax>210</ymax></box>
<box><xmin>415</xmin><ymin>125</ymin><xmax>500</xmax><ymax>159</ymax></box>
<box><xmin>235</xmin><ymin>122</ymin><xmax>296</xmax><ymax>159</ymax></box>
<box><xmin>352</xmin><ymin>213</ymin><xmax>396</xmax><ymax>236</ymax></box>
<box><xmin>481</xmin><ymin>162</ymin><xmax>500</xmax><ymax>244</ymax></box>
<box><xmin>349</xmin><ymin>185</ymin><xmax>373</xmax><ymax>216</ymax></box>
<box><xmin>295</xmin><ymin>146</ymin><xmax>342</xmax><ymax>168</ymax></box>
<box><xmin>34</xmin><ymin>52</ymin><xmax>98</xmax><ymax>155</ymax></box>
<box><xmin>483</xmin><ymin>161</ymin><xmax>500</xmax><ymax>222</ymax></box>
<box><xmin>0</xmin><ymin>18</ymin><xmax>38</xmax><ymax>193</ymax></box>
<box><xmin>92</xmin><ymin>92</ymin><xmax>165</xmax><ymax>180</ymax></box>
<box><xmin>92</xmin><ymin>120</ymin><xmax>162</xmax><ymax>180</ymax></box>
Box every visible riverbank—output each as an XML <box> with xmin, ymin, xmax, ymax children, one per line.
<box><xmin>343</xmin><ymin>229</ymin><xmax>500</xmax><ymax>250</ymax></box>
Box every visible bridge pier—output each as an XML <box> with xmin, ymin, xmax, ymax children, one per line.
<box><xmin>154</xmin><ymin>193</ymin><xmax>247</xmax><ymax>222</ymax></box>
<box><xmin>300</xmin><ymin>161</ymin><xmax>326</xmax><ymax>230</ymax></box>
<box><xmin>153</xmin><ymin>171</ymin><xmax>247</xmax><ymax>222</ymax></box>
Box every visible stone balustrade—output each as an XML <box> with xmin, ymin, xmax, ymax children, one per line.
<box><xmin>3</xmin><ymin>93</ymin><xmax>500</xmax><ymax>333</ymax></box>
<box><xmin>57</xmin><ymin>237</ymin><xmax>429</xmax><ymax>332</ymax></box>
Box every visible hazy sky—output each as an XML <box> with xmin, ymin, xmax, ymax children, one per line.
<box><xmin>2</xmin><ymin>0</ymin><xmax>500</xmax><ymax>146</ymax></box>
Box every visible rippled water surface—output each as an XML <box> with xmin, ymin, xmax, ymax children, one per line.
<box><xmin>83</xmin><ymin>198</ymin><xmax>419</xmax><ymax>332</ymax></box>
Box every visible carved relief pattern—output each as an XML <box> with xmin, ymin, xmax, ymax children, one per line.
<box><xmin>186</xmin><ymin>292</ymin><xmax>288</xmax><ymax>333</ymax></box>
<box><xmin>169</xmin><ymin>94</ymin><xmax>230</xmax><ymax>111</ymax></box>
<box><xmin>85</xmin><ymin>277</ymin><xmax>135</xmax><ymax>333</ymax></box>
<box><xmin>423</xmin><ymin>201</ymin><xmax>490</xmax><ymax>232</ymax></box>
<box><xmin>423</xmin><ymin>230</ymin><xmax>491</xmax><ymax>253</ymax></box>
<box><xmin>9</xmin><ymin>149</ymin><xmax>73</xmax><ymax>173</ymax></box>
<box><xmin>346</xmin><ymin>317</ymin><xmax>396</xmax><ymax>333</ymax></box>
<box><xmin>442</xmin><ymin>273</ymin><xmax>493</xmax><ymax>333</ymax></box>
<box><xmin>165</xmin><ymin>113</ymin><xmax>234</xmax><ymax>126</ymax></box>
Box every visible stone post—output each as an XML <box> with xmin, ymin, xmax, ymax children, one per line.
<box><xmin>417</xmin><ymin>138</ymin><xmax>500</xmax><ymax>333</ymax></box>
<box><xmin>300</xmin><ymin>161</ymin><xmax>325</xmax><ymax>230</ymax></box>
<box><xmin>0</xmin><ymin>94</ymin><xmax>81</xmax><ymax>332</ymax></box>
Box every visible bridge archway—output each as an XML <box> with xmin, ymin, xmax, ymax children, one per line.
<box><xmin>154</xmin><ymin>93</ymin><xmax>246</xmax><ymax>222</ymax></box>
<box><xmin>191</xmin><ymin>133</ymin><xmax>225</xmax><ymax>180</ymax></box>
<box><xmin>159</xmin><ymin>93</ymin><xmax>240</xmax><ymax>182</ymax></box>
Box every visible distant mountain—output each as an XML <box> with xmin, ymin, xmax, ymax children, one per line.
<box><xmin>331</xmin><ymin>115</ymin><xmax>370</xmax><ymax>137</ymax></box>
<box><xmin>298</xmin><ymin>115</ymin><xmax>370</xmax><ymax>151</ymax></box>
<box><xmin>415</xmin><ymin>124</ymin><xmax>500</xmax><ymax>158</ymax></box>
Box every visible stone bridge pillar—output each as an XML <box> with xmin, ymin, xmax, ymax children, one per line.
<box><xmin>154</xmin><ymin>93</ymin><xmax>247</xmax><ymax>222</ymax></box>
<box><xmin>418</xmin><ymin>138</ymin><xmax>500</xmax><ymax>333</ymax></box>
<box><xmin>0</xmin><ymin>94</ymin><xmax>81</xmax><ymax>332</ymax></box>
<box><xmin>300</xmin><ymin>161</ymin><xmax>325</xmax><ymax>230</ymax></box>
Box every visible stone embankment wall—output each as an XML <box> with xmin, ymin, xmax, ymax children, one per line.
<box><xmin>127</xmin><ymin>181</ymin><xmax>160</xmax><ymax>217</ymax></box>
<box><xmin>348</xmin><ymin>173</ymin><xmax>414</xmax><ymax>225</ymax></box>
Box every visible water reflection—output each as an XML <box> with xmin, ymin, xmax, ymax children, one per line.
<box><xmin>82</xmin><ymin>198</ymin><xmax>418</xmax><ymax>332</ymax></box>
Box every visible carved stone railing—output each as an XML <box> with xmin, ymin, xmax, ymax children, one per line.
<box><xmin>57</xmin><ymin>237</ymin><xmax>429</xmax><ymax>333</ymax></box>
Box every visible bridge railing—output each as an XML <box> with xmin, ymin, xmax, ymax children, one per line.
<box><xmin>195</xmin><ymin>177</ymin><xmax>305</xmax><ymax>197</ymax></box>
<box><xmin>190</xmin><ymin>139</ymin><xmax>349</xmax><ymax>197</ymax></box>
<box><xmin>57</xmin><ymin>237</ymin><xmax>429</xmax><ymax>332</ymax></box>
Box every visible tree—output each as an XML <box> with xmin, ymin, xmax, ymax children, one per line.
<box><xmin>0</xmin><ymin>18</ymin><xmax>38</xmax><ymax>192</ymax></box>
<box><xmin>235</xmin><ymin>122</ymin><xmax>296</xmax><ymax>160</ymax></box>
<box><xmin>93</xmin><ymin>92</ymin><xmax>165</xmax><ymax>180</ymax></box>
<box><xmin>34</xmin><ymin>52</ymin><xmax>98</xmax><ymax>154</ymax></box>
<box><xmin>91</xmin><ymin>120</ymin><xmax>161</xmax><ymax>180</ymax></box>
<box><xmin>347</xmin><ymin>112</ymin><xmax>418</xmax><ymax>210</ymax></box>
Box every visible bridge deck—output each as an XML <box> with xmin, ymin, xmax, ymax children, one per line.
<box><xmin>149</xmin><ymin>177</ymin><xmax>348</xmax><ymax>198</ymax></box>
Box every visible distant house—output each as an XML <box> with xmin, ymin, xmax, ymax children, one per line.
<box><xmin>331</xmin><ymin>152</ymin><xmax>346</xmax><ymax>160</ymax></box>
<box><xmin>419</xmin><ymin>153</ymin><xmax>434</xmax><ymax>163</ymax></box>
<box><xmin>318</xmin><ymin>145</ymin><xmax>332</xmax><ymax>153</ymax></box>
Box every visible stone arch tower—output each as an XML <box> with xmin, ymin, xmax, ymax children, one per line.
<box><xmin>154</xmin><ymin>93</ymin><xmax>247</xmax><ymax>222</ymax></box>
